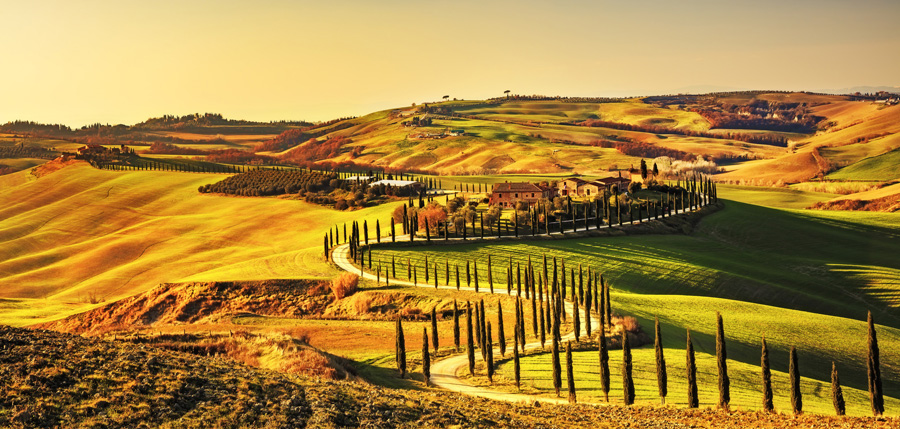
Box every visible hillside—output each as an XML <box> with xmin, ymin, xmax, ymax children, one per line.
<box><xmin>0</xmin><ymin>160</ymin><xmax>401</xmax><ymax>326</ymax></box>
<box><xmin>2</xmin><ymin>326</ymin><xmax>896</xmax><ymax>428</ymax></box>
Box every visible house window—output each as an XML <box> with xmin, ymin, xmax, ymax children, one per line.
<box><xmin>586</xmin><ymin>189</ymin><xmax>591</xmax><ymax>195</ymax></box>
<box><xmin>515</xmin><ymin>193</ymin><xmax>518</xmax><ymax>198</ymax></box>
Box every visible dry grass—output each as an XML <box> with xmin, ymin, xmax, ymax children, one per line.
<box><xmin>330</xmin><ymin>273</ymin><xmax>359</xmax><ymax>300</ymax></box>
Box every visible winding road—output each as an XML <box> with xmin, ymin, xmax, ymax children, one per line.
<box><xmin>331</xmin><ymin>201</ymin><xmax>710</xmax><ymax>404</ymax></box>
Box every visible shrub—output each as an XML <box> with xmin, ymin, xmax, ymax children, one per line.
<box><xmin>330</xmin><ymin>273</ymin><xmax>359</xmax><ymax>300</ymax></box>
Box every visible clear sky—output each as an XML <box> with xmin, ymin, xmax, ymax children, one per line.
<box><xmin>2</xmin><ymin>0</ymin><xmax>899</xmax><ymax>127</ymax></box>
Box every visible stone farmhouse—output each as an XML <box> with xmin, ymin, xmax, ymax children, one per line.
<box><xmin>489</xmin><ymin>182</ymin><xmax>557</xmax><ymax>208</ymax></box>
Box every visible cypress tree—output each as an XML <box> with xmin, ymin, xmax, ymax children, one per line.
<box><xmin>604</xmin><ymin>277</ymin><xmax>611</xmax><ymax>326</ymax></box>
<box><xmin>584</xmin><ymin>281</ymin><xmax>592</xmax><ymax>337</ymax></box>
<box><xmin>455</xmin><ymin>264</ymin><xmax>460</xmax><ymax>290</ymax></box>
<box><xmin>487</xmin><ymin>255</ymin><xmax>493</xmax><ymax>293</ymax></box>
<box><xmin>396</xmin><ymin>317</ymin><xmax>407</xmax><ymax>378</ymax></box>
<box><xmin>422</xmin><ymin>327</ymin><xmax>431</xmax><ymax>386</ymax></box>
<box><xmin>466</xmin><ymin>302</ymin><xmax>475</xmax><ymax>376</ymax></box>
<box><xmin>716</xmin><ymin>312</ymin><xmax>730</xmax><ymax>409</ymax></box>
<box><xmin>486</xmin><ymin>321</ymin><xmax>494</xmax><ymax>383</ymax></box>
<box><xmin>867</xmin><ymin>311</ymin><xmax>884</xmax><ymax>416</ymax></box>
<box><xmin>497</xmin><ymin>302</ymin><xmax>506</xmax><ymax>357</ymax></box>
<box><xmin>431</xmin><ymin>307</ymin><xmax>439</xmax><ymax>353</ymax></box>
<box><xmin>761</xmin><ymin>336</ymin><xmax>774</xmax><ymax>412</ymax></box>
<box><xmin>514</xmin><ymin>334</ymin><xmax>521</xmax><ymax>391</ymax></box>
<box><xmin>425</xmin><ymin>256</ymin><xmax>429</xmax><ymax>283</ymax></box>
<box><xmin>566</xmin><ymin>341</ymin><xmax>577</xmax><ymax>404</ymax></box>
<box><xmin>539</xmin><ymin>300</ymin><xmax>546</xmax><ymax>350</ymax></box>
<box><xmin>466</xmin><ymin>260</ymin><xmax>471</xmax><ymax>287</ymax></box>
<box><xmin>552</xmin><ymin>330</ymin><xmax>562</xmax><ymax>397</ymax></box>
<box><xmin>474</xmin><ymin>303</ymin><xmax>482</xmax><ymax>356</ymax></box>
<box><xmin>686</xmin><ymin>329</ymin><xmax>698</xmax><ymax>408</ymax></box>
<box><xmin>789</xmin><ymin>346</ymin><xmax>802</xmax><ymax>415</ymax></box>
<box><xmin>832</xmin><ymin>362</ymin><xmax>846</xmax><ymax>416</ymax></box>
<box><xmin>392</xmin><ymin>256</ymin><xmax>396</xmax><ymax>278</ymax></box>
<box><xmin>573</xmin><ymin>292</ymin><xmax>580</xmax><ymax>342</ymax></box>
<box><xmin>655</xmin><ymin>317</ymin><xmax>667</xmax><ymax>404</ymax></box>
<box><xmin>479</xmin><ymin>300</ymin><xmax>487</xmax><ymax>361</ymax></box>
<box><xmin>453</xmin><ymin>300</ymin><xmax>460</xmax><ymax>352</ymax></box>
<box><xmin>376</xmin><ymin>219</ymin><xmax>381</xmax><ymax>243</ymax></box>
<box><xmin>473</xmin><ymin>261</ymin><xmax>480</xmax><ymax>292</ymax></box>
<box><xmin>531</xmin><ymin>294</ymin><xmax>538</xmax><ymax>337</ymax></box>
<box><xmin>623</xmin><ymin>330</ymin><xmax>635</xmax><ymax>405</ymax></box>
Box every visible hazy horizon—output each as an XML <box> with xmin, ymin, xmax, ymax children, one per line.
<box><xmin>3</xmin><ymin>0</ymin><xmax>899</xmax><ymax>128</ymax></box>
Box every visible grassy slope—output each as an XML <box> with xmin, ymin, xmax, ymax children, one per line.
<box><xmin>370</xmin><ymin>188</ymin><xmax>900</xmax><ymax>413</ymax></box>
<box><xmin>827</xmin><ymin>147</ymin><xmax>900</xmax><ymax>181</ymax></box>
<box><xmin>0</xmin><ymin>162</ymin><xmax>401</xmax><ymax>326</ymax></box>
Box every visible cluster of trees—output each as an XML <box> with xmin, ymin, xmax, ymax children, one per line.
<box><xmin>0</xmin><ymin>143</ymin><xmax>58</xmax><ymax>160</ymax></box>
<box><xmin>400</xmin><ymin>116</ymin><xmax>434</xmax><ymax>127</ymax></box>
<box><xmin>199</xmin><ymin>169</ymin><xmax>340</xmax><ymax>197</ymax></box>
<box><xmin>133</xmin><ymin>113</ymin><xmax>312</xmax><ymax>131</ymax></box>
<box><xmin>589</xmin><ymin>140</ymin><xmax>696</xmax><ymax>161</ymax></box>
<box><xmin>577</xmin><ymin>119</ymin><xmax>789</xmax><ymax>147</ymax></box>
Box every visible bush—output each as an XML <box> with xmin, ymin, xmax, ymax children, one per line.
<box><xmin>330</xmin><ymin>273</ymin><xmax>359</xmax><ymax>300</ymax></box>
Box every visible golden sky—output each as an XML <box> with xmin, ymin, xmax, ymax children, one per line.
<box><xmin>2</xmin><ymin>0</ymin><xmax>899</xmax><ymax>127</ymax></box>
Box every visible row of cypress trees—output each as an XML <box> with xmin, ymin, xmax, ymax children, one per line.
<box><xmin>392</xmin><ymin>271</ymin><xmax>885</xmax><ymax>417</ymax></box>
<box><xmin>322</xmin><ymin>173</ymin><xmax>719</xmax><ymax>260</ymax></box>
<box><xmin>588</xmin><ymin>311</ymin><xmax>884</xmax><ymax>416</ymax></box>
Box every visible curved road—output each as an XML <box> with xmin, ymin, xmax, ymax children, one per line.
<box><xmin>331</xmin><ymin>202</ymin><xmax>707</xmax><ymax>404</ymax></box>
<box><xmin>333</xmin><ymin>237</ymin><xmax>601</xmax><ymax>404</ymax></box>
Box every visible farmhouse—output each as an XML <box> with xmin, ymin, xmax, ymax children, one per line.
<box><xmin>595</xmin><ymin>176</ymin><xmax>631</xmax><ymax>192</ymax></box>
<box><xmin>345</xmin><ymin>175</ymin><xmax>373</xmax><ymax>182</ymax></box>
<box><xmin>559</xmin><ymin>176</ymin><xmax>631</xmax><ymax>197</ymax></box>
<box><xmin>489</xmin><ymin>182</ymin><xmax>556</xmax><ymax>208</ymax></box>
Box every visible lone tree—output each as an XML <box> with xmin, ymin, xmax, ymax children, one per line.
<box><xmin>655</xmin><ymin>317</ymin><xmax>667</xmax><ymax>404</ymax></box>
<box><xmin>789</xmin><ymin>346</ymin><xmax>802</xmax><ymax>415</ymax></box>
<box><xmin>686</xmin><ymin>329</ymin><xmax>698</xmax><ymax>408</ymax></box>
<box><xmin>504</xmin><ymin>89</ymin><xmax>511</xmax><ymax>99</ymax></box>
<box><xmin>832</xmin><ymin>361</ymin><xmax>846</xmax><ymax>416</ymax></box>
<box><xmin>867</xmin><ymin>311</ymin><xmax>884</xmax><ymax>416</ymax></box>
<box><xmin>396</xmin><ymin>317</ymin><xmax>407</xmax><ymax>378</ymax></box>
<box><xmin>422</xmin><ymin>327</ymin><xmax>431</xmax><ymax>386</ymax></box>
<box><xmin>566</xmin><ymin>341</ymin><xmax>577</xmax><ymax>404</ymax></box>
<box><xmin>716</xmin><ymin>312</ymin><xmax>730</xmax><ymax>409</ymax></box>
<box><xmin>599</xmin><ymin>318</ymin><xmax>610</xmax><ymax>402</ymax></box>
<box><xmin>622</xmin><ymin>330</ymin><xmax>635</xmax><ymax>405</ymax></box>
<box><xmin>761</xmin><ymin>336</ymin><xmax>774</xmax><ymax>412</ymax></box>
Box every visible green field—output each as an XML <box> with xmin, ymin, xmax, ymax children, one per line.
<box><xmin>827</xmin><ymin>147</ymin><xmax>900</xmax><ymax>181</ymax></box>
<box><xmin>365</xmin><ymin>191</ymin><xmax>900</xmax><ymax>414</ymax></box>
<box><xmin>496</xmin><ymin>342</ymin><xmax>898</xmax><ymax>416</ymax></box>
